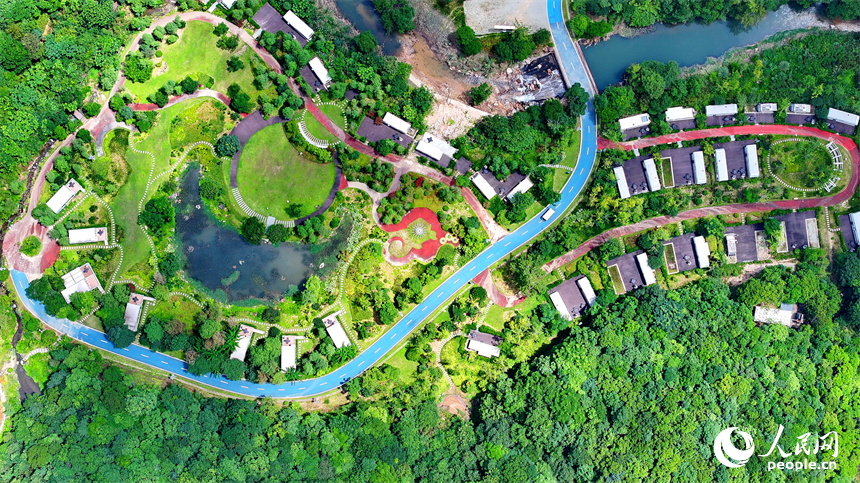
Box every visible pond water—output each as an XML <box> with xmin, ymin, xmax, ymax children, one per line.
<box><xmin>333</xmin><ymin>0</ymin><xmax>401</xmax><ymax>55</ymax></box>
<box><xmin>174</xmin><ymin>169</ymin><xmax>344</xmax><ymax>303</ymax></box>
<box><xmin>582</xmin><ymin>5</ymin><xmax>827</xmax><ymax>90</ymax></box>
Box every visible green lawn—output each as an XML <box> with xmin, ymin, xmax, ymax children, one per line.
<box><xmin>663</xmin><ymin>243</ymin><xmax>678</xmax><ymax>274</ymax></box>
<box><xmin>301</xmin><ymin>104</ymin><xmax>346</xmax><ymax>144</ymax></box>
<box><xmin>111</xmin><ymin>99</ymin><xmax>209</xmax><ymax>285</ymax></box>
<box><xmin>608</xmin><ymin>264</ymin><xmax>625</xmax><ymax>294</ymax></box>
<box><xmin>553</xmin><ymin>126</ymin><xmax>581</xmax><ymax>191</ymax></box>
<box><xmin>770</xmin><ymin>140</ymin><xmax>833</xmax><ymax>188</ymax></box>
<box><xmin>660</xmin><ymin>158</ymin><xmax>674</xmax><ymax>188</ymax></box>
<box><xmin>125</xmin><ymin>21</ymin><xmax>268</xmax><ymax>103</ymax></box>
<box><xmin>236</xmin><ymin>123</ymin><xmax>336</xmax><ymax>218</ymax></box>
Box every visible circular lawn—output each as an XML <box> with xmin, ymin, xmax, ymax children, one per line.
<box><xmin>236</xmin><ymin>124</ymin><xmax>336</xmax><ymax>219</ymax></box>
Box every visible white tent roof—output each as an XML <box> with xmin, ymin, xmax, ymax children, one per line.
<box><xmin>665</xmin><ymin>106</ymin><xmax>695</xmax><ymax>122</ymax></box>
<box><xmin>754</xmin><ymin>306</ymin><xmax>793</xmax><ymax>327</ymax></box>
<box><xmin>705</xmin><ymin>104</ymin><xmax>738</xmax><ymax>117</ymax></box>
<box><xmin>549</xmin><ymin>291</ymin><xmax>571</xmax><ymax>320</ymax></box>
<box><xmin>828</xmin><ymin>108</ymin><xmax>860</xmax><ymax>126</ymax></box>
<box><xmin>283</xmin><ymin>10</ymin><xmax>314</xmax><ymax>39</ymax></box>
<box><xmin>576</xmin><ymin>277</ymin><xmax>597</xmax><ymax>307</ymax></box>
<box><xmin>383</xmin><ymin>112</ymin><xmax>412</xmax><ymax>134</ymax></box>
<box><xmin>614</xmin><ymin>166</ymin><xmax>630</xmax><ymax>199</ymax></box>
<box><xmin>281</xmin><ymin>336</ymin><xmax>298</xmax><ymax>371</ymax></box>
<box><xmin>790</xmin><ymin>103</ymin><xmax>812</xmax><ymax>113</ymax></box>
<box><xmin>757</xmin><ymin>103</ymin><xmax>777</xmax><ymax>112</ymax></box>
<box><xmin>618</xmin><ymin>113</ymin><xmax>650</xmax><ymax>131</ymax></box>
<box><xmin>745</xmin><ymin>144</ymin><xmax>760</xmax><ymax>178</ymax></box>
<box><xmin>68</xmin><ymin>227</ymin><xmax>108</xmax><ymax>245</ymax></box>
<box><xmin>692</xmin><ymin>236</ymin><xmax>711</xmax><ymax>269</ymax></box>
<box><xmin>230</xmin><ymin>325</ymin><xmax>265</xmax><ymax>361</ymax></box>
<box><xmin>506</xmin><ymin>177</ymin><xmax>533</xmax><ymax>201</ymax></box>
<box><xmin>308</xmin><ymin>57</ymin><xmax>331</xmax><ymax>86</ymax></box>
<box><xmin>691</xmin><ymin>151</ymin><xmax>707</xmax><ymax>185</ymax></box>
<box><xmin>416</xmin><ymin>135</ymin><xmax>457</xmax><ymax>161</ymax></box>
<box><xmin>415</xmin><ymin>140</ymin><xmax>445</xmax><ymax>161</ymax></box>
<box><xmin>635</xmin><ymin>252</ymin><xmax>657</xmax><ymax>286</ymax></box>
<box><xmin>471</xmin><ymin>173</ymin><xmax>496</xmax><ymax>200</ymax></box>
<box><xmin>324</xmin><ymin>318</ymin><xmax>351</xmax><ymax>348</ymax></box>
<box><xmin>714</xmin><ymin>148</ymin><xmax>728</xmax><ymax>181</ymax></box>
<box><xmin>47</xmin><ymin>179</ymin><xmax>82</xmax><ymax>214</ymax></box>
<box><xmin>642</xmin><ymin>158</ymin><xmax>661</xmax><ymax>192</ymax></box>
<box><xmin>850</xmin><ymin>212</ymin><xmax>860</xmax><ymax>246</ymax></box>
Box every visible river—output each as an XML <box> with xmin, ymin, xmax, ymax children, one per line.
<box><xmin>174</xmin><ymin>168</ymin><xmax>348</xmax><ymax>303</ymax></box>
<box><xmin>582</xmin><ymin>5</ymin><xmax>829</xmax><ymax>90</ymax></box>
<box><xmin>332</xmin><ymin>0</ymin><xmax>401</xmax><ymax>55</ymax></box>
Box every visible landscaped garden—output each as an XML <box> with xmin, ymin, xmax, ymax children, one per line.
<box><xmin>125</xmin><ymin>21</ymin><xmax>271</xmax><ymax>104</ymax></box>
<box><xmin>300</xmin><ymin>103</ymin><xmax>347</xmax><ymax>145</ymax></box>
<box><xmin>768</xmin><ymin>139</ymin><xmax>836</xmax><ymax>189</ymax></box>
<box><xmin>236</xmin><ymin>123</ymin><xmax>336</xmax><ymax>219</ymax></box>
<box><xmin>387</xmin><ymin>218</ymin><xmax>437</xmax><ymax>258</ymax></box>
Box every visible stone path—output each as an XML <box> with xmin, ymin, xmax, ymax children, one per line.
<box><xmin>434</xmin><ymin>330</ymin><xmax>461</xmax><ymax>391</ymax></box>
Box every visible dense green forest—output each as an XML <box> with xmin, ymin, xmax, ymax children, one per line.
<box><xmin>4</xmin><ymin>252</ymin><xmax>859</xmax><ymax>481</ymax></box>
<box><xmin>573</xmin><ymin>0</ymin><xmax>860</xmax><ymax>30</ymax></box>
<box><xmin>596</xmin><ymin>31</ymin><xmax>860</xmax><ymax>136</ymax></box>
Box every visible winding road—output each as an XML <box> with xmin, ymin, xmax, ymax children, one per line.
<box><xmin>8</xmin><ymin>3</ymin><xmax>597</xmax><ymax>398</ymax></box>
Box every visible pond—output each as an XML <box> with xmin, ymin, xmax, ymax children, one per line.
<box><xmin>174</xmin><ymin>168</ymin><xmax>346</xmax><ymax>303</ymax></box>
<box><xmin>582</xmin><ymin>5</ymin><xmax>827</xmax><ymax>90</ymax></box>
<box><xmin>333</xmin><ymin>0</ymin><xmax>401</xmax><ymax>55</ymax></box>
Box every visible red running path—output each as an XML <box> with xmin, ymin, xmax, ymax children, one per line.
<box><xmin>545</xmin><ymin>125</ymin><xmax>860</xmax><ymax>272</ymax></box>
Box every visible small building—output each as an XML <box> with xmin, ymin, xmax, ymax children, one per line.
<box><xmin>465</xmin><ymin>330</ymin><xmax>503</xmax><ymax>358</ymax></box>
<box><xmin>281</xmin><ymin>335</ymin><xmax>304</xmax><ymax>371</ymax></box>
<box><xmin>642</xmin><ymin>158</ymin><xmax>661</xmax><ymax>192</ymax></box>
<box><xmin>714</xmin><ymin>148</ymin><xmax>728</xmax><ymax>182</ymax></box>
<box><xmin>692</xmin><ymin>235</ymin><xmax>711</xmax><ymax>269</ymax></box>
<box><xmin>47</xmin><ymin>179</ymin><xmax>83</xmax><ymax>214</ymax></box>
<box><xmin>828</xmin><ymin>108</ymin><xmax>859</xmax><ymax>126</ymax></box>
<box><xmin>382</xmin><ymin>112</ymin><xmax>412</xmax><ymax>135</ymax></box>
<box><xmin>744</xmin><ymin>144</ymin><xmax>760</xmax><ymax>178</ymax></box>
<box><xmin>635</xmin><ymin>252</ymin><xmax>657</xmax><ymax>286</ymax></box>
<box><xmin>850</xmin><ymin>212</ymin><xmax>860</xmax><ymax>247</ymax></box>
<box><xmin>283</xmin><ymin>10</ymin><xmax>314</xmax><ymax>40</ymax></box>
<box><xmin>230</xmin><ymin>324</ymin><xmax>266</xmax><ymax>361</ymax></box>
<box><xmin>471</xmin><ymin>172</ymin><xmax>496</xmax><ymax>200</ymax></box>
<box><xmin>454</xmin><ymin>157</ymin><xmax>472</xmax><ymax>175</ymax></box>
<box><xmin>416</xmin><ymin>135</ymin><xmax>458</xmax><ymax>168</ymax></box>
<box><xmin>789</xmin><ymin>103</ymin><xmax>813</xmax><ymax>114</ymax></box>
<box><xmin>60</xmin><ymin>262</ymin><xmax>104</xmax><ymax>303</ymax></box>
<box><xmin>754</xmin><ymin>305</ymin><xmax>803</xmax><ymax>328</ymax></box>
<box><xmin>691</xmin><ymin>151</ymin><xmax>707</xmax><ymax>185</ymax></box>
<box><xmin>124</xmin><ymin>293</ymin><xmax>155</xmax><ymax>332</ymax></box>
<box><xmin>665</xmin><ymin>106</ymin><xmax>696</xmax><ymax>122</ymax></box>
<box><xmin>757</xmin><ymin>103</ymin><xmax>778</xmax><ymax>112</ymax></box>
<box><xmin>68</xmin><ymin>227</ymin><xmax>108</xmax><ymax>245</ymax></box>
<box><xmin>308</xmin><ymin>57</ymin><xmax>332</xmax><ymax>89</ymax></box>
<box><xmin>548</xmin><ymin>275</ymin><xmax>596</xmax><ymax>320</ymax></box>
<box><xmin>614</xmin><ymin>165</ymin><xmax>631</xmax><ymax>199</ymax></box>
<box><xmin>505</xmin><ymin>177</ymin><xmax>533</xmax><ymax>201</ymax></box>
<box><xmin>705</xmin><ymin>104</ymin><xmax>738</xmax><ymax>117</ymax></box>
<box><xmin>219</xmin><ymin>0</ymin><xmax>237</xmax><ymax>8</ymax></box>
<box><xmin>323</xmin><ymin>310</ymin><xmax>351</xmax><ymax>348</ymax></box>
<box><xmin>618</xmin><ymin>113</ymin><xmax>651</xmax><ymax>131</ymax></box>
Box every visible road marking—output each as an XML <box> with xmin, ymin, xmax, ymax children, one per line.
<box><xmin>505</xmin><ymin>241</ymin><xmax>511</xmax><ymax>246</ymax></box>
<box><xmin>123</xmin><ymin>348</ymin><xmax>130</xmax><ymax>351</ymax></box>
<box><xmin>523</xmin><ymin>230</ymin><xmax>529</xmax><ymax>235</ymax></box>
<box><xmin>359</xmin><ymin>361</ymin><xmax>366</xmax><ymax>367</ymax></box>
<box><xmin>470</xmin><ymin>265</ymin><xmax>476</xmax><ymax>271</ymax></box>
<box><xmin>569</xmin><ymin>185</ymin><xmax>575</xmax><ymax>193</ymax></box>
<box><xmin>81</xmin><ymin>332</ymin><xmax>89</xmax><ymax>336</ymax></box>
<box><xmin>299</xmin><ymin>387</ymin><xmax>306</xmax><ymax>390</ymax></box>
<box><xmin>454</xmin><ymin>279</ymin><xmax>460</xmax><ymax>284</ymax></box>
<box><xmin>587</xmin><ymin>148</ymin><xmax>590</xmax><ymax>155</ymax></box>
<box><xmin>278</xmin><ymin>388</ymin><xmax>285</xmax><ymax>391</ymax></box>
<box><xmin>422</xmin><ymin>306</ymin><xmax>427</xmax><ymax>312</ymax></box>
<box><xmin>390</xmin><ymin>333</ymin><xmax>397</xmax><ymax>339</ymax></box>
<box><xmin>257</xmin><ymin>388</ymin><xmax>264</xmax><ymax>391</ymax></box>
<box><xmin>320</xmin><ymin>382</ymin><xmax>328</xmax><ymax>386</ymax></box>
<box><xmin>221</xmin><ymin>381</ymin><xmax>228</xmax><ymax>385</ymax></box>
<box><xmin>161</xmin><ymin>361</ymin><xmax>167</xmax><ymax>365</ymax></box>
<box><xmin>588</xmin><ymin>126</ymin><xmax>591</xmax><ymax>133</ymax></box>
<box><xmin>340</xmin><ymin>373</ymin><xmax>346</xmax><ymax>378</ymax></box>
<box><xmin>374</xmin><ymin>347</ymin><xmax>380</xmax><ymax>353</ymax></box>
<box><xmin>241</xmin><ymin>385</ymin><xmax>249</xmax><ymax>389</ymax></box>
<box><xmin>141</xmin><ymin>354</ymin><xmax>149</xmax><ymax>358</ymax></box>
<box><xmin>579</xmin><ymin>168</ymin><xmax>584</xmax><ymax>175</ymax></box>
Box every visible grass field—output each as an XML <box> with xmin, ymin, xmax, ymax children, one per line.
<box><xmin>169</xmin><ymin>101</ymin><xmax>226</xmax><ymax>150</ymax></box>
<box><xmin>302</xmin><ymin>104</ymin><xmax>346</xmax><ymax>144</ymax></box>
<box><xmin>125</xmin><ymin>21</ymin><xmax>269</xmax><ymax>104</ymax></box>
<box><xmin>770</xmin><ymin>140</ymin><xmax>832</xmax><ymax>188</ymax></box>
<box><xmin>236</xmin><ymin>123</ymin><xmax>335</xmax><ymax>218</ymax></box>
<box><xmin>553</xmin><ymin>127</ymin><xmax>581</xmax><ymax>191</ymax></box>
<box><xmin>111</xmin><ymin>99</ymin><xmax>209</xmax><ymax>285</ymax></box>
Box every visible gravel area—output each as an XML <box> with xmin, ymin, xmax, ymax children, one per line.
<box><xmin>464</xmin><ymin>0</ymin><xmax>547</xmax><ymax>35</ymax></box>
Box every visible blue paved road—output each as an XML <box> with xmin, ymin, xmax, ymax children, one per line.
<box><xmin>547</xmin><ymin>0</ymin><xmax>597</xmax><ymax>95</ymax></box>
<box><xmin>9</xmin><ymin>5</ymin><xmax>600</xmax><ymax>397</ymax></box>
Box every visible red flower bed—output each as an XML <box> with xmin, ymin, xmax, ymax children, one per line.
<box><xmin>380</xmin><ymin>207</ymin><xmax>456</xmax><ymax>263</ymax></box>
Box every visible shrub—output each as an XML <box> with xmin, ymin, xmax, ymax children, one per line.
<box><xmin>82</xmin><ymin>102</ymin><xmax>101</xmax><ymax>117</ymax></box>
<box><xmin>226</xmin><ymin>56</ymin><xmax>245</xmax><ymax>72</ymax></box>
<box><xmin>213</xmin><ymin>23</ymin><xmax>229</xmax><ymax>36</ymax></box>
<box><xmin>20</xmin><ymin>236</ymin><xmax>41</xmax><ymax>256</ymax></box>
<box><xmin>456</xmin><ymin>26</ymin><xmax>482</xmax><ymax>56</ymax></box>
<box><xmin>469</xmin><ymin>83</ymin><xmax>492</xmax><ymax>106</ymax></box>
<box><xmin>124</xmin><ymin>54</ymin><xmax>153</xmax><ymax>83</ymax></box>
<box><xmin>215</xmin><ymin>134</ymin><xmax>241</xmax><ymax>157</ymax></box>
<box><xmin>241</xmin><ymin>217</ymin><xmax>266</xmax><ymax>244</ymax></box>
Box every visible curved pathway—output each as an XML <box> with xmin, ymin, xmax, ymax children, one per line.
<box><xmin>544</xmin><ymin>125</ymin><xmax>859</xmax><ymax>272</ymax></box>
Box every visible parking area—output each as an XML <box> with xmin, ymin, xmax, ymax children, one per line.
<box><xmin>714</xmin><ymin>139</ymin><xmax>756</xmax><ymax>180</ymax></box>
<box><xmin>825</xmin><ymin>119</ymin><xmax>856</xmax><ymax>136</ymax></box>
<box><xmin>669</xmin><ymin>119</ymin><xmax>696</xmax><ymax>131</ymax></box>
<box><xmin>356</xmin><ymin>116</ymin><xmax>413</xmax><ymax>148</ymax></box>
<box><xmin>607</xmin><ymin>251</ymin><xmax>646</xmax><ymax>294</ymax></box>
<box><xmin>839</xmin><ymin>214</ymin><xmax>857</xmax><ymax>251</ymax></box>
<box><xmin>726</xmin><ymin>224</ymin><xmax>763</xmax><ymax>263</ymax></box>
<box><xmin>777</xmin><ymin>211</ymin><xmax>819</xmax><ymax>249</ymax></box>
<box><xmin>786</xmin><ymin>113</ymin><xmax>816</xmax><ymax>126</ymax></box>
<box><xmin>706</xmin><ymin>115</ymin><xmax>737</xmax><ymax>127</ymax></box>
<box><xmin>745</xmin><ymin>112</ymin><xmax>774</xmax><ymax>124</ymax></box>
<box><xmin>664</xmin><ymin>233</ymin><xmax>697</xmax><ymax>273</ymax></box>
<box><xmin>622</xmin><ymin>126</ymin><xmax>652</xmax><ymax>140</ymax></box>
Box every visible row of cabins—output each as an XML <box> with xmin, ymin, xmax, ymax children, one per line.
<box><xmin>56</xmin><ymin>262</ymin><xmax>153</xmax><ymax>331</ymax></box>
<box><xmin>606</xmin><ymin>234</ymin><xmax>710</xmax><ymax>295</ymax></box>
<box><xmin>619</xmin><ymin>104</ymin><xmax>860</xmax><ymax>139</ymax></box>
<box><xmin>614</xmin><ymin>140</ymin><xmax>760</xmax><ymax>200</ymax></box>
